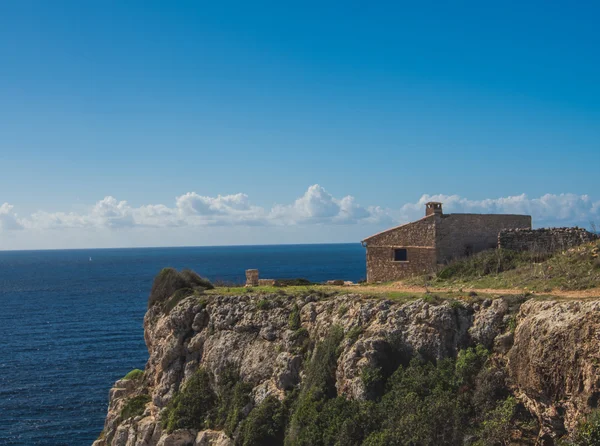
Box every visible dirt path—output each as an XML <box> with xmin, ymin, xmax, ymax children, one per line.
<box><xmin>355</xmin><ymin>282</ymin><xmax>600</xmax><ymax>299</ymax></box>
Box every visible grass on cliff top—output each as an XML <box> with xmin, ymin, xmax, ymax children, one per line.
<box><xmin>408</xmin><ymin>240</ymin><xmax>600</xmax><ymax>292</ymax></box>
<box><xmin>206</xmin><ymin>284</ymin><xmax>509</xmax><ymax>305</ymax></box>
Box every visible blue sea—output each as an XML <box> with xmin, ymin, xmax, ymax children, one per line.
<box><xmin>0</xmin><ymin>244</ymin><xmax>365</xmax><ymax>446</ymax></box>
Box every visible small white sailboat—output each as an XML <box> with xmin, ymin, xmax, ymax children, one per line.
<box><xmin>89</xmin><ymin>257</ymin><xmax>92</xmax><ymax>262</ymax></box>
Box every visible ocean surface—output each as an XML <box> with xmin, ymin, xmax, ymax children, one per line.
<box><xmin>0</xmin><ymin>244</ymin><xmax>365</xmax><ymax>446</ymax></box>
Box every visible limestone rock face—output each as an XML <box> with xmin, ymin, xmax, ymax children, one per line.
<box><xmin>508</xmin><ymin>300</ymin><xmax>600</xmax><ymax>441</ymax></box>
<box><xmin>93</xmin><ymin>291</ymin><xmax>600</xmax><ymax>445</ymax></box>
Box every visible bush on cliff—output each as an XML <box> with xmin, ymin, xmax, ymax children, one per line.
<box><xmin>162</xmin><ymin>365</ymin><xmax>254</xmax><ymax>435</ymax></box>
<box><xmin>121</xmin><ymin>394</ymin><xmax>151</xmax><ymax>420</ymax></box>
<box><xmin>215</xmin><ymin>365</ymin><xmax>254</xmax><ymax>436</ymax></box>
<box><xmin>237</xmin><ymin>396</ymin><xmax>288</xmax><ymax>446</ymax></box>
<box><xmin>162</xmin><ymin>368</ymin><xmax>216</xmax><ymax>432</ymax></box>
<box><xmin>123</xmin><ymin>369</ymin><xmax>144</xmax><ymax>380</ymax></box>
<box><xmin>572</xmin><ymin>409</ymin><xmax>600</xmax><ymax>446</ymax></box>
<box><xmin>288</xmin><ymin>304</ymin><xmax>301</xmax><ymax>331</ymax></box>
<box><xmin>148</xmin><ymin>267</ymin><xmax>213</xmax><ymax>308</ymax></box>
<box><xmin>283</xmin><ymin>342</ymin><xmax>534</xmax><ymax>446</ymax></box>
<box><xmin>160</xmin><ymin>334</ymin><xmax>534</xmax><ymax>445</ymax></box>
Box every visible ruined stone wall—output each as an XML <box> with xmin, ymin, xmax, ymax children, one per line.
<box><xmin>364</xmin><ymin>217</ymin><xmax>436</xmax><ymax>282</ymax></box>
<box><xmin>366</xmin><ymin>246</ymin><xmax>437</xmax><ymax>282</ymax></box>
<box><xmin>498</xmin><ymin>227</ymin><xmax>598</xmax><ymax>253</ymax></box>
<box><xmin>436</xmin><ymin>214</ymin><xmax>531</xmax><ymax>263</ymax></box>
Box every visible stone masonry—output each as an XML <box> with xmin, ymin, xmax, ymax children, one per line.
<box><xmin>498</xmin><ymin>227</ymin><xmax>598</xmax><ymax>254</ymax></box>
<box><xmin>362</xmin><ymin>202</ymin><xmax>531</xmax><ymax>282</ymax></box>
<box><xmin>245</xmin><ymin>269</ymin><xmax>259</xmax><ymax>287</ymax></box>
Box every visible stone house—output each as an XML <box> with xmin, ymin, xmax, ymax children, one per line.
<box><xmin>361</xmin><ymin>202</ymin><xmax>531</xmax><ymax>282</ymax></box>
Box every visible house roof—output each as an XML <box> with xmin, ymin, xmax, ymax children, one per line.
<box><xmin>361</xmin><ymin>214</ymin><xmax>435</xmax><ymax>243</ymax></box>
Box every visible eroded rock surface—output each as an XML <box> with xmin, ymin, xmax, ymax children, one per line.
<box><xmin>93</xmin><ymin>292</ymin><xmax>600</xmax><ymax>445</ymax></box>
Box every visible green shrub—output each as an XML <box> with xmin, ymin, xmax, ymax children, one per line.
<box><xmin>180</xmin><ymin>269</ymin><xmax>215</xmax><ymax>290</ymax></box>
<box><xmin>449</xmin><ymin>299</ymin><xmax>464</xmax><ymax>310</ymax></box>
<box><xmin>422</xmin><ymin>293</ymin><xmax>444</xmax><ymax>305</ymax></box>
<box><xmin>123</xmin><ymin>369</ymin><xmax>144</xmax><ymax>380</ymax></box>
<box><xmin>148</xmin><ymin>268</ymin><xmax>190</xmax><ymax>308</ymax></box>
<box><xmin>361</xmin><ymin>366</ymin><xmax>384</xmax><ymax>398</ymax></box>
<box><xmin>237</xmin><ymin>396</ymin><xmax>287</xmax><ymax>446</ymax></box>
<box><xmin>256</xmin><ymin>299</ymin><xmax>271</xmax><ymax>311</ymax></box>
<box><xmin>290</xmin><ymin>327</ymin><xmax>311</xmax><ymax>357</ymax></box>
<box><xmin>455</xmin><ymin>345</ymin><xmax>489</xmax><ymax>386</ymax></box>
<box><xmin>279</xmin><ymin>341</ymin><xmax>534</xmax><ymax>446</ymax></box>
<box><xmin>274</xmin><ymin>278</ymin><xmax>313</xmax><ymax>287</ymax></box>
<box><xmin>162</xmin><ymin>365</ymin><xmax>255</xmax><ymax>435</ymax></box>
<box><xmin>148</xmin><ymin>268</ymin><xmax>213</xmax><ymax>308</ymax></box>
<box><xmin>573</xmin><ymin>410</ymin><xmax>600</xmax><ymax>446</ymax></box>
<box><xmin>337</xmin><ymin>304</ymin><xmax>348</xmax><ymax>317</ymax></box>
<box><xmin>346</xmin><ymin>325</ymin><xmax>363</xmax><ymax>344</ymax></box>
<box><xmin>288</xmin><ymin>304</ymin><xmax>301</xmax><ymax>330</ymax></box>
<box><xmin>121</xmin><ymin>394</ymin><xmax>151</xmax><ymax>420</ymax></box>
<box><xmin>214</xmin><ymin>366</ymin><xmax>254</xmax><ymax>436</ymax></box>
<box><xmin>286</xmin><ymin>326</ymin><xmax>345</xmax><ymax>445</ymax></box>
<box><xmin>162</xmin><ymin>368</ymin><xmax>216</xmax><ymax>432</ymax></box>
<box><xmin>163</xmin><ymin>287</ymin><xmax>194</xmax><ymax>313</ymax></box>
<box><xmin>475</xmin><ymin>397</ymin><xmax>517</xmax><ymax>445</ymax></box>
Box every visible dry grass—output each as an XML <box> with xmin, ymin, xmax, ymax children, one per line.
<box><xmin>409</xmin><ymin>240</ymin><xmax>600</xmax><ymax>293</ymax></box>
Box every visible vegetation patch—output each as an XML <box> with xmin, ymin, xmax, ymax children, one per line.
<box><xmin>412</xmin><ymin>240</ymin><xmax>600</xmax><ymax>292</ymax></box>
<box><xmin>161</xmin><ymin>335</ymin><xmax>539</xmax><ymax>444</ymax></box>
<box><xmin>123</xmin><ymin>369</ymin><xmax>144</xmax><ymax>380</ymax></box>
<box><xmin>288</xmin><ymin>304</ymin><xmax>301</xmax><ymax>330</ymax></box>
<box><xmin>282</xmin><ymin>341</ymin><xmax>536</xmax><ymax>446</ymax></box>
<box><xmin>121</xmin><ymin>394</ymin><xmax>151</xmax><ymax>420</ymax></box>
<box><xmin>569</xmin><ymin>409</ymin><xmax>600</xmax><ymax>445</ymax></box>
<box><xmin>162</xmin><ymin>365</ymin><xmax>253</xmax><ymax>435</ymax></box>
<box><xmin>274</xmin><ymin>278</ymin><xmax>313</xmax><ymax>287</ymax></box>
<box><xmin>256</xmin><ymin>299</ymin><xmax>271</xmax><ymax>311</ymax></box>
<box><xmin>214</xmin><ymin>366</ymin><xmax>254</xmax><ymax>436</ymax></box>
<box><xmin>148</xmin><ymin>267</ymin><xmax>214</xmax><ymax>309</ymax></box>
<box><xmin>237</xmin><ymin>396</ymin><xmax>288</xmax><ymax>446</ymax></box>
<box><xmin>346</xmin><ymin>326</ymin><xmax>363</xmax><ymax>344</ymax></box>
<box><xmin>162</xmin><ymin>368</ymin><xmax>216</xmax><ymax>432</ymax></box>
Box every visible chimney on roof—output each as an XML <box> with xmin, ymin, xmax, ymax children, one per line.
<box><xmin>425</xmin><ymin>202</ymin><xmax>443</xmax><ymax>217</ymax></box>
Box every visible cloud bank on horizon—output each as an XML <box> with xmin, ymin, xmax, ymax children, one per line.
<box><xmin>1</xmin><ymin>185</ymin><xmax>599</xmax><ymax>236</ymax></box>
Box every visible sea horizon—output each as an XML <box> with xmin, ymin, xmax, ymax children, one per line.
<box><xmin>0</xmin><ymin>241</ymin><xmax>363</xmax><ymax>254</ymax></box>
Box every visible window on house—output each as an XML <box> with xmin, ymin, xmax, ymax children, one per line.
<box><xmin>394</xmin><ymin>248</ymin><xmax>408</xmax><ymax>262</ymax></box>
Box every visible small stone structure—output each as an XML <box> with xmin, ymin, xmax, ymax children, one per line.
<box><xmin>498</xmin><ymin>227</ymin><xmax>598</xmax><ymax>254</ymax></box>
<box><xmin>258</xmin><ymin>279</ymin><xmax>276</xmax><ymax>286</ymax></box>
<box><xmin>362</xmin><ymin>202</ymin><xmax>531</xmax><ymax>282</ymax></box>
<box><xmin>245</xmin><ymin>269</ymin><xmax>259</xmax><ymax>287</ymax></box>
<box><xmin>245</xmin><ymin>270</ymin><xmax>276</xmax><ymax>287</ymax></box>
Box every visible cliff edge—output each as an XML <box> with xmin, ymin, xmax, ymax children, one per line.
<box><xmin>93</xmin><ymin>277</ymin><xmax>600</xmax><ymax>445</ymax></box>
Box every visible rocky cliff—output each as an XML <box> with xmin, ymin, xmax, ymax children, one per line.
<box><xmin>93</xmin><ymin>287</ymin><xmax>600</xmax><ymax>446</ymax></box>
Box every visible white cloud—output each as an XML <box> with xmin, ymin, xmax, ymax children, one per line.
<box><xmin>398</xmin><ymin>193</ymin><xmax>600</xmax><ymax>226</ymax></box>
<box><xmin>2</xmin><ymin>189</ymin><xmax>599</xmax><ymax>239</ymax></box>
<box><xmin>269</xmin><ymin>184</ymin><xmax>377</xmax><ymax>224</ymax></box>
<box><xmin>0</xmin><ymin>203</ymin><xmax>23</xmax><ymax>230</ymax></box>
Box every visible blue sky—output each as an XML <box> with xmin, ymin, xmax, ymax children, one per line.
<box><xmin>1</xmin><ymin>1</ymin><xmax>599</xmax><ymax>249</ymax></box>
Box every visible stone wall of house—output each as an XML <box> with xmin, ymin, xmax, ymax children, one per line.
<box><xmin>364</xmin><ymin>215</ymin><xmax>436</xmax><ymax>247</ymax></box>
<box><xmin>498</xmin><ymin>227</ymin><xmax>598</xmax><ymax>253</ymax></box>
<box><xmin>366</xmin><ymin>246</ymin><xmax>437</xmax><ymax>282</ymax></box>
<box><xmin>436</xmin><ymin>214</ymin><xmax>531</xmax><ymax>263</ymax></box>
<box><xmin>364</xmin><ymin>217</ymin><xmax>437</xmax><ymax>282</ymax></box>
